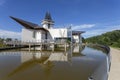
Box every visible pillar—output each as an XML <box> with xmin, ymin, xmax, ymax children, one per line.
<box><xmin>29</xmin><ymin>44</ymin><xmax>31</xmax><ymax>51</ymax></box>
<box><xmin>64</xmin><ymin>43</ymin><xmax>67</xmax><ymax>52</ymax></box>
<box><xmin>52</xmin><ymin>43</ymin><xmax>54</xmax><ymax>52</ymax></box>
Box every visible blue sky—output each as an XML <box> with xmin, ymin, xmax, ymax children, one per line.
<box><xmin>0</xmin><ymin>0</ymin><xmax>120</xmax><ymax>39</ymax></box>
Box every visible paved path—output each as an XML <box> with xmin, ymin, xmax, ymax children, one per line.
<box><xmin>108</xmin><ymin>47</ymin><xmax>120</xmax><ymax>80</ymax></box>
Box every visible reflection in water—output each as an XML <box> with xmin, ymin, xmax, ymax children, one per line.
<box><xmin>0</xmin><ymin>45</ymin><xmax>107</xmax><ymax>80</ymax></box>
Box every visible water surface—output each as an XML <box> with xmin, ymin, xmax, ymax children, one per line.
<box><xmin>0</xmin><ymin>46</ymin><xmax>107</xmax><ymax>80</ymax></box>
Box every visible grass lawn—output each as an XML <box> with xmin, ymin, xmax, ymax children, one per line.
<box><xmin>0</xmin><ymin>43</ymin><xmax>6</xmax><ymax>48</ymax></box>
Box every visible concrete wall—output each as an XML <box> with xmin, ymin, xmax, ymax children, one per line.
<box><xmin>73</xmin><ymin>35</ymin><xmax>79</xmax><ymax>43</ymax></box>
<box><xmin>48</xmin><ymin>28</ymin><xmax>68</xmax><ymax>39</ymax></box>
<box><xmin>47</xmin><ymin>32</ymin><xmax>53</xmax><ymax>40</ymax></box>
<box><xmin>22</xmin><ymin>28</ymin><xmax>47</xmax><ymax>42</ymax></box>
<box><xmin>43</xmin><ymin>23</ymin><xmax>53</xmax><ymax>29</ymax></box>
<box><xmin>43</xmin><ymin>24</ymin><xmax>48</xmax><ymax>29</ymax></box>
<box><xmin>91</xmin><ymin>57</ymin><xmax>108</xmax><ymax>80</ymax></box>
<box><xmin>36</xmin><ymin>31</ymin><xmax>42</xmax><ymax>41</ymax></box>
<box><xmin>72</xmin><ymin>35</ymin><xmax>83</xmax><ymax>44</ymax></box>
<box><xmin>22</xmin><ymin>28</ymin><xmax>82</xmax><ymax>44</ymax></box>
<box><xmin>22</xmin><ymin>28</ymin><xmax>70</xmax><ymax>41</ymax></box>
<box><xmin>22</xmin><ymin>29</ymin><xmax>36</xmax><ymax>42</ymax></box>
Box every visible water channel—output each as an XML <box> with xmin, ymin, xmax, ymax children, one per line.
<box><xmin>0</xmin><ymin>45</ymin><xmax>109</xmax><ymax>80</ymax></box>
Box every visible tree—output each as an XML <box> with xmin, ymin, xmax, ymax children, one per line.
<box><xmin>85</xmin><ymin>30</ymin><xmax>120</xmax><ymax>48</ymax></box>
<box><xmin>5</xmin><ymin>38</ymin><xmax>12</xmax><ymax>42</ymax></box>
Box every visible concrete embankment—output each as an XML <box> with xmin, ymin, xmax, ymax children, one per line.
<box><xmin>108</xmin><ymin>47</ymin><xmax>120</xmax><ymax>80</ymax></box>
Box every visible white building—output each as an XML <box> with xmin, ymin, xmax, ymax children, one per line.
<box><xmin>10</xmin><ymin>12</ymin><xmax>84</xmax><ymax>44</ymax></box>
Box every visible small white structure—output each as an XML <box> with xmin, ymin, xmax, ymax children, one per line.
<box><xmin>10</xmin><ymin>12</ymin><xmax>84</xmax><ymax>44</ymax></box>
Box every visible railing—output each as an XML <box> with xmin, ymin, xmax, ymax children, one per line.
<box><xmin>4</xmin><ymin>39</ymin><xmax>68</xmax><ymax>45</ymax></box>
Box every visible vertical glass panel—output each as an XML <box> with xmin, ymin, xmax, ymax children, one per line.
<box><xmin>33</xmin><ymin>31</ymin><xmax>36</xmax><ymax>38</ymax></box>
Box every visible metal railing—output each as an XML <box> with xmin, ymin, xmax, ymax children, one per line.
<box><xmin>4</xmin><ymin>39</ymin><xmax>68</xmax><ymax>45</ymax></box>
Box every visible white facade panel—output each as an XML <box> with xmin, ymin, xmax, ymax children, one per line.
<box><xmin>43</xmin><ymin>24</ymin><xmax>48</xmax><ymax>29</ymax></box>
<box><xmin>73</xmin><ymin>35</ymin><xmax>80</xmax><ymax>43</ymax></box>
<box><xmin>36</xmin><ymin>31</ymin><xmax>42</xmax><ymax>42</ymax></box>
<box><xmin>48</xmin><ymin>28</ymin><xmax>68</xmax><ymax>39</ymax></box>
<box><xmin>47</xmin><ymin>32</ymin><xmax>53</xmax><ymax>40</ymax></box>
<box><xmin>21</xmin><ymin>28</ymin><xmax>83</xmax><ymax>44</ymax></box>
<box><xmin>22</xmin><ymin>29</ymin><xmax>36</xmax><ymax>42</ymax></box>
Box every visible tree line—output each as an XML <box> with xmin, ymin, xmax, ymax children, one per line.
<box><xmin>85</xmin><ymin>30</ymin><xmax>120</xmax><ymax>48</ymax></box>
<box><xmin>0</xmin><ymin>38</ymin><xmax>18</xmax><ymax>47</ymax></box>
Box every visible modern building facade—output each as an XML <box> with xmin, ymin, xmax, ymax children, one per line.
<box><xmin>10</xmin><ymin>12</ymin><xmax>84</xmax><ymax>44</ymax></box>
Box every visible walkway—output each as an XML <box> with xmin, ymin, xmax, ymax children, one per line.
<box><xmin>108</xmin><ymin>47</ymin><xmax>120</xmax><ymax>80</ymax></box>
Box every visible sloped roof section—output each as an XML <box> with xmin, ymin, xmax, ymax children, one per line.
<box><xmin>33</xmin><ymin>27</ymin><xmax>48</xmax><ymax>31</ymax></box>
<box><xmin>10</xmin><ymin>16</ymin><xmax>39</xmax><ymax>29</ymax></box>
<box><xmin>10</xmin><ymin>16</ymin><xmax>48</xmax><ymax>32</ymax></box>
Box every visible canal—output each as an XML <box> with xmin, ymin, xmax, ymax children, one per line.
<box><xmin>0</xmin><ymin>46</ymin><xmax>109</xmax><ymax>80</ymax></box>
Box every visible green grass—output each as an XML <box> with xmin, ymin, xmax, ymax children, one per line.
<box><xmin>0</xmin><ymin>43</ymin><xmax>7</xmax><ymax>48</ymax></box>
<box><xmin>110</xmin><ymin>46</ymin><xmax>120</xmax><ymax>50</ymax></box>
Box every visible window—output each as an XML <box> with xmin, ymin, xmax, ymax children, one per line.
<box><xmin>33</xmin><ymin>31</ymin><xmax>36</xmax><ymax>38</ymax></box>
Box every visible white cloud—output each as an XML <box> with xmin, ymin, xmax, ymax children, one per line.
<box><xmin>83</xmin><ymin>29</ymin><xmax>106</xmax><ymax>38</ymax></box>
<box><xmin>72</xmin><ymin>24</ymin><xmax>95</xmax><ymax>30</ymax></box>
<box><xmin>83</xmin><ymin>25</ymin><xmax>120</xmax><ymax>38</ymax></box>
<box><xmin>0</xmin><ymin>29</ymin><xmax>21</xmax><ymax>39</ymax></box>
<box><xmin>108</xmin><ymin>25</ymin><xmax>120</xmax><ymax>30</ymax></box>
<box><xmin>0</xmin><ymin>0</ymin><xmax>5</xmax><ymax>6</ymax></box>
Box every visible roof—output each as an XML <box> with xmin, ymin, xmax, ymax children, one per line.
<box><xmin>42</xmin><ymin>12</ymin><xmax>54</xmax><ymax>24</ymax></box>
<box><xmin>34</xmin><ymin>27</ymin><xmax>48</xmax><ymax>31</ymax></box>
<box><xmin>45</xmin><ymin>12</ymin><xmax>52</xmax><ymax>21</ymax></box>
<box><xmin>10</xmin><ymin>16</ymin><xmax>48</xmax><ymax>32</ymax></box>
<box><xmin>72</xmin><ymin>31</ymin><xmax>85</xmax><ymax>35</ymax></box>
